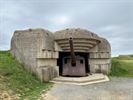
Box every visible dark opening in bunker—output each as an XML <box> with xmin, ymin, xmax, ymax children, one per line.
<box><xmin>57</xmin><ymin>52</ymin><xmax>90</xmax><ymax>76</ymax></box>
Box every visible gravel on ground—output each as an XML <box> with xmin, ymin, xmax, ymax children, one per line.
<box><xmin>44</xmin><ymin>77</ymin><xmax>133</xmax><ymax>100</ymax></box>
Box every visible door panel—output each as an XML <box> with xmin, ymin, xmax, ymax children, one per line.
<box><xmin>62</xmin><ymin>56</ymin><xmax>86</xmax><ymax>76</ymax></box>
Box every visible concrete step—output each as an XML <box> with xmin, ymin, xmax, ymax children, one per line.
<box><xmin>51</xmin><ymin>73</ymin><xmax>109</xmax><ymax>85</ymax></box>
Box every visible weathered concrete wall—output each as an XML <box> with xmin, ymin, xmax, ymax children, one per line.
<box><xmin>11</xmin><ymin>28</ymin><xmax>59</xmax><ymax>81</ymax></box>
<box><xmin>98</xmin><ymin>38</ymin><xmax>111</xmax><ymax>52</ymax></box>
<box><xmin>36</xmin><ymin>66</ymin><xmax>59</xmax><ymax>81</ymax></box>
<box><xmin>89</xmin><ymin>38</ymin><xmax>111</xmax><ymax>74</ymax></box>
<box><xmin>36</xmin><ymin>51</ymin><xmax>59</xmax><ymax>80</ymax></box>
<box><xmin>37</xmin><ymin>51</ymin><xmax>58</xmax><ymax>59</ymax></box>
<box><xmin>54</xmin><ymin>42</ymin><xmax>63</xmax><ymax>51</ymax></box>
<box><xmin>11</xmin><ymin>29</ymin><xmax>40</xmax><ymax>73</ymax></box>
<box><xmin>37</xmin><ymin>59</ymin><xmax>57</xmax><ymax>66</ymax></box>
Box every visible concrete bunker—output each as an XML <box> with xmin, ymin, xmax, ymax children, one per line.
<box><xmin>11</xmin><ymin>28</ymin><xmax>111</xmax><ymax>81</ymax></box>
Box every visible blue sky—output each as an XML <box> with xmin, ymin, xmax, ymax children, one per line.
<box><xmin>0</xmin><ymin>0</ymin><xmax>133</xmax><ymax>56</ymax></box>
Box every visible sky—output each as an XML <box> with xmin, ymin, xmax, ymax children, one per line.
<box><xmin>0</xmin><ymin>0</ymin><xmax>133</xmax><ymax>56</ymax></box>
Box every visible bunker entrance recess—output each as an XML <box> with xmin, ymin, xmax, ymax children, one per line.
<box><xmin>57</xmin><ymin>52</ymin><xmax>90</xmax><ymax>76</ymax></box>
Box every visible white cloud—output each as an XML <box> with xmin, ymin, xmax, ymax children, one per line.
<box><xmin>0</xmin><ymin>0</ymin><xmax>132</xmax><ymax>56</ymax></box>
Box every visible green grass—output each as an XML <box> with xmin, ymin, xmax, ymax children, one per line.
<box><xmin>114</xmin><ymin>55</ymin><xmax>133</xmax><ymax>60</ymax></box>
<box><xmin>110</xmin><ymin>56</ymin><xmax>133</xmax><ymax>77</ymax></box>
<box><xmin>0</xmin><ymin>51</ymin><xmax>132</xmax><ymax>99</ymax></box>
<box><xmin>0</xmin><ymin>51</ymin><xmax>53</xmax><ymax>100</ymax></box>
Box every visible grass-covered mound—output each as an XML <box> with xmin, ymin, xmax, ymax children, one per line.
<box><xmin>0</xmin><ymin>51</ymin><xmax>52</xmax><ymax>100</ymax></box>
<box><xmin>114</xmin><ymin>55</ymin><xmax>133</xmax><ymax>60</ymax></box>
<box><xmin>110</xmin><ymin>55</ymin><xmax>133</xmax><ymax>77</ymax></box>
